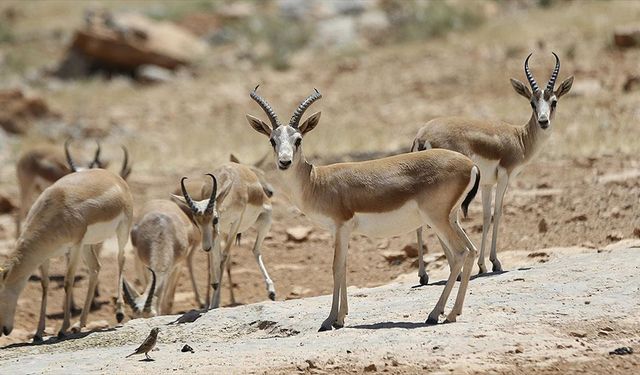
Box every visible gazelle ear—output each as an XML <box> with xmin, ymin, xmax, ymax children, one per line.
<box><xmin>246</xmin><ymin>114</ymin><xmax>272</xmax><ymax>137</ymax></box>
<box><xmin>510</xmin><ymin>78</ymin><xmax>532</xmax><ymax>100</ymax></box>
<box><xmin>215</xmin><ymin>179</ymin><xmax>233</xmax><ymax>206</ymax></box>
<box><xmin>299</xmin><ymin>111</ymin><xmax>321</xmax><ymax>136</ymax></box>
<box><xmin>229</xmin><ymin>153</ymin><xmax>240</xmax><ymax>163</ymax></box>
<box><xmin>171</xmin><ymin>194</ymin><xmax>190</xmax><ymax>211</ymax></box>
<box><xmin>555</xmin><ymin>76</ymin><xmax>574</xmax><ymax>98</ymax></box>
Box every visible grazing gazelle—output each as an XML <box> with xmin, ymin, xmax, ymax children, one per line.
<box><xmin>123</xmin><ymin>199</ymin><xmax>199</xmax><ymax>316</ymax></box>
<box><xmin>412</xmin><ymin>53</ymin><xmax>573</xmax><ymax>276</ymax></box>
<box><xmin>246</xmin><ymin>87</ymin><xmax>480</xmax><ymax>330</ymax></box>
<box><xmin>0</xmin><ymin>169</ymin><xmax>133</xmax><ymax>340</ymax></box>
<box><xmin>174</xmin><ymin>165</ymin><xmax>275</xmax><ymax>309</ymax></box>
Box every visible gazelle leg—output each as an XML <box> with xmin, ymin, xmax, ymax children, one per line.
<box><xmin>336</xmin><ymin>253</ymin><xmax>349</xmax><ymax>328</ymax></box>
<box><xmin>115</xmin><ymin>221</ymin><xmax>130</xmax><ymax>323</ymax></box>
<box><xmin>490</xmin><ymin>172</ymin><xmax>509</xmax><ymax>272</ymax></box>
<box><xmin>437</xmin><ymin>237</ymin><xmax>461</xmax><ymax>281</ymax></box>
<box><xmin>251</xmin><ymin>207</ymin><xmax>276</xmax><ymax>301</ymax></box>
<box><xmin>212</xmin><ymin>223</ymin><xmax>241</xmax><ymax>309</ymax></box>
<box><xmin>73</xmin><ymin>245</ymin><xmax>101</xmax><ymax>332</ymax></box>
<box><xmin>425</xmin><ymin>223</ymin><xmax>465</xmax><ymax>325</ymax></box>
<box><xmin>67</xmin><ymin>252</ymin><xmax>80</xmax><ymax>315</ymax></box>
<box><xmin>90</xmin><ymin>243</ymin><xmax>103</xmax><ymax>309</ymax></box>
<box><xmin>165</xmin><ymin>267</ymin><xmax>182</xmax><ymax>314</ymax></box>
<box><xmin>446</xmin><ymin>220</ymin><xmax>478</xmax><ymax>322</ymax></box>
<box><xmin>34</xmin><ymin>260</ymin><xmax>50</xmax><ymax>342</ymax></box>
<box><xmin>477</xmin><ymin>185</ymin><xmax>493</xmax><ymax>274</ymax></box>
<box><xmin>206</xmin><ymin>251</ymin><xmax>212</xmax><ymax>308</ymax></box>
<box><xmin>416</xmin><ymin>227</ymin><xmax>429</xmax><ymax>285</ymax></box>
<box><xmin>225</xmin><ymin>253</ymin><xmax>236</xmax><ymax>305</ymax></box>
<box><xmin>187</xmin><ymin>246</ymin><xmax>204</xmax><ymax>308</ymax></box>
<box><xmin>59</xmin><ymin>245</ymin><xmax>81</xmax><ymax>336</ymax></box>
<box><xmin>319</xmin><ymin>224</ymin><xmax>350</xmax><ymax>332</ymax></box>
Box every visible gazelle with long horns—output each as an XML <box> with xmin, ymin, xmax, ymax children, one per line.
<box><xmin>411</xmin><ymin>53</ymin><xmax>573</xmax><ymax>279</ymax></box>
<box><xmin>173</xmin><ymin>167</ymin><xmax>275</xmax><ymax>309</ymax></box>
<box><xmin>0</xmin><ymin>168</ymin><xmax>133</xmax><ymax>340</ymax></box>
<box><xmin>246</xmin><ymin>87</ymin><xmax>480</xmax><ymax>330</ymax></box>
<box><xmin>123</xmin><ymin>199</ymin><xmax>199</xmax><ymax>317</ymax></box>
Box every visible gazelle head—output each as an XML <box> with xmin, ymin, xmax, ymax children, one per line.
<box><xmin>246</xmin><ymin>86</ymin><xmax>322</xmax><ymax>171</ymax></box>
<box><xmin>0</xmin><ymin>265</ymin><xmax>23</xmax><ymax>336</ymax></box>
<box><xmin>510</xmin><ymin>53</ymin><xmax>573</xmax><ymax>131</ymax></box>
<box><xmin>65</xmin><ymin>139</ymin><xmax>132</xmax><ymax>179</ymax></box>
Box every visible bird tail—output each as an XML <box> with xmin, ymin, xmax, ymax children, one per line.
<box><xmin>125</xmin><ymin>352</ymin><xmax>135</xmax><ymax>358</ymax></box>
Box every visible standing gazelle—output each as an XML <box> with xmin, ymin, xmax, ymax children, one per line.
<box><xmin>173</xmin><ymin>165</ymin><xmax>275</xmax><ymax>310</ymax></box>
<box><xmin>0</xmin><ymin>169</ymin><xmax>133</xmax><ymax>340</ymax></box>
<box><xmin>246</xmin><ymin>87</ymin><xmax>480</xmax><ymax>330</ymax></box>
<box><xmin>412</xmin><ymin>53</ymin><xmax>573</xmax><ymax>277</ymax></box>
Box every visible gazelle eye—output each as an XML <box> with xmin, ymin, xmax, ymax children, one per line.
<box><xmin>551</xmin><ymin>100</ymin><xmax>557</xmax><ymax>109</ymax></box>
<box><xmin>294</xmin><ymin>138</ymin><xmax>302</xmax><ymax>147</ymax></box>
<box><xmin>269</xmin><ymin>139</ymin><xmax>276</xmax><ymax>148</ymax></box>
<box><xmin>213</xmin><ymin>217</ymin><xmax>219</xmax><ymax>225</ymax></box>
<box><xmin>530</xmin><ymin>101</ymin><xmax>536</xmax><ymax>110</ymax></box>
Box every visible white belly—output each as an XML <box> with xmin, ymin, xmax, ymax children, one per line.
<box><xmin>472</xmin><ymin>155</ymin><xmax>500</xmax><ymax>186</ymax></box>
<box><xmin>352</xmin><ymin>200</ymin><xmax>423</xmax><ymax>238</ymax></box>
<box><xmin>82</xmin><ymin>213</ymin><xmax>124</xmax><ymax>245</ymax></box>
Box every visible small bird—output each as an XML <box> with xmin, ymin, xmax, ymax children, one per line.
<box><xmin>126</xmin><ymin>327</ymin><xmax>160</xmax><ymax>360</ymax></box>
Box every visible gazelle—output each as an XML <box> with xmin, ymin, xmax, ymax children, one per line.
<box><xmin>246</xmin><ymin>87</ymin><xmax>480</xmax><ymax>330</ymax></box>
<box><xmin>15</xmin><ymin>140</ymin><xmax>101</xmax><ymax>237</ymax></box>
<box><xmin>412</xmin><ymin>53</ymin><xmax>573</xmax><ymax>276</ymax></box>
<box><xmin>123</xmin><ymin>199</ymin><xmax>199</xmax><ymax>316</ymax></box>
<box><xmin>173</xmin><ymin>165</ymin><xmax>275</xmax><ymax>309</ymax></box>
<box><xmin>0</xmin><ymin>169</ymin><xmax>133</xmax><ymax>340</ymax></box>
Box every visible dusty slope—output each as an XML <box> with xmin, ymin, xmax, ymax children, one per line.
<box><xmin>1</xmin><ymin>240</ymin><xmax>638</xmax><ymax>374</ymax></box>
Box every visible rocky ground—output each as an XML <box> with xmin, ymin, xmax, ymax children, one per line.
<box><xmin>1</xmin><ymin>240</ymin><xmax>638</xmax><ymax>374</ymax></box>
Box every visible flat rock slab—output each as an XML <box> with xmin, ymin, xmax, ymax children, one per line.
<box><xmin>1</xmin><ymin>242</ymin><xmax>639</xmax><ymax>374</ymax></box>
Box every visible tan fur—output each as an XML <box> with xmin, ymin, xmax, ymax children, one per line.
<box><xmin>129</xmin><ymin>200</ymin><xmax>198</xmax><ymax>315</ymax></box>
<box><xmin>0</xmin><ymin>169</ymin><xmax>133</xmax><ymax>339</ymax></box>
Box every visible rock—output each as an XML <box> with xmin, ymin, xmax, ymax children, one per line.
<box><xmin>312</xmin><ymin>16</ymin><xmax>357</xmax><ymax>48</ymax></box>
<box><xmin>305</xmin><ymin>358</ymin><xmax>318</xmax><ymax>369</ymax></box>
<box><xmin>364</xmin><ymin>364</ymin><xmax>377</xmax><ymax>372</ymax></box>
<box><xmin>623</xmin><ymin>75</ymin><xmax>640</xmax><ymax>92</ymax></box>
<box><xmin>606</xmin><ymin>231</ymin><xmax>624</xmax><ymax>242</ymax></box>
<box><xmin>565</xmin><ymin>214</ymin><xmax>587</xmax><ymax>223</ymax></box>
<box><xmin>181</xmin><ymin>344</ymin><xmax>195</xmax><ymax>353</ymax></box>
<box><xmin>569</xmin><ymin>331</ymin><xmax>587</xmax><ymax>338</ymax></box>
<box><xmin>288</xmin><ymin>285</ymin><xmax>312</xmax><ymax>298</ymax></box>
<box><xmin>137</xmin><ymin>64</ymin><xmax>174</xmax><ymax>83</ymax></box>
<box><xmin>57</xmin><ymin>12</ymin><xmax>206</xmax><ymax>78</ymax></box>
<box><xmin>0</xmin><ymin>193</ymin><xmax>17</xmax><ymax>213</ymax></box>
<box><xmin>568</xmin><ymin>79</ymin><xmax>601</xmax><ymax>97</ymax></box>
<box><xmin>377</xmin><ymin>238</ymin><xmax>390</xmax><ymax>250</ymax></box>
<box><xmin>538</xmin><ymin>218</ymin><xmax>548</xmax><ymax>233</ymax></box>
<box><xmin>402</xmin><ymin>244</ymin><xmax>419</xmax><ymax>258</ymax></box>
<box><xmin>357</xmin><ymin>10</ymin><xmax>390</xmax><ymax>45</ymax></box>
<box><xmin>0</xmin><ymin>89</ymin><xmax>58</xmax><ymax>134</ymax></box>
<box><xmin>86</xmin><ymin>320</ymin><xmax>109</xmax><ymax>331</ymax></box>
<box><xmin>613</xmin><ymin>26</ymin><xmax>640</xmax><ymax>48</ymax></box>
<box><xmin>609</xmin><ymin>347</ymin><xmax>633</xmax><ymax>355</ymax></box>
<box><xmin>286</xmin><ymin>226</ymin><xmax>312</xmax><ymax>242</ymax></box>
<box><xmin>381</xmin><ymin>251</ymin><xmax>406</xmax><ymax>264</ymax></box>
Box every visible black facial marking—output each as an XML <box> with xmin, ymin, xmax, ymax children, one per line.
<box><xmin>269</xmin><ymin>138</ymin><xmax>276</xmax><ymax>148</ymax></box>
<box><xmin>294</xmin><ymin>138</ymin><xmax>302</xmax><ymax>148</ymax></box>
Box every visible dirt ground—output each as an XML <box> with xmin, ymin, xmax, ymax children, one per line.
<box><xmin>0</xmin><ymin>0</ymin><xmax>639</xmax><ymax>372</ymax></box>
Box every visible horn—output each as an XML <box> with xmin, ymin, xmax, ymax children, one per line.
<box><xmin>180</xmin><ymin>177</ymin><xmax>198</xmax><ymax>213</ymax></box>
<box><xmin>289</xmin><ymin>88</ymin><xmax>322</xmax><ymax>128</ymax></box>
<box><xmin>64</xmin><ymin>138</ymin><xmax>78</xmax><ymax>173</ymax></box>
<box><xmin>250</xmin><ymin>85</ymin><xmax>281</xmax><ymax>128</ymax></box>
<box><xmin>122</xmin><ymin>278</ymin><xmax>140</xmax><ymax>312</ymax></box>
<box><xmin>89</xmin><ymin>140</ymin><xmax>102</xmax><ymax>168</ymax></box>
<box><xmin>205</xmin><ymin>173</ymin><xmax>217</xmax><ymax>214</ymax></box>
<box><xmin>143</xmin><ymin>267</ymin><xmax>156</xmax><ymax>313</ymax></box>
<box><xmin>120</xmin><ymin>145</ymin><xmax>132</xmax><ymax>179</ymax></box>
<box><xmin>546</xmin><ymin>52</ymin><xmax>560</xmax><ymax>92</ymax></box>
<box><xmin>524</xmin><ymin>53</ymin><xmax>540</xmax><ymax>94</ymax></box>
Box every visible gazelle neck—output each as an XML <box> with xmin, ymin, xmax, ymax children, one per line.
<box><xmin>4</xmin><ymin>239</ymin><xmax>44</xmax><ymax>287</ymax></box>
<box><xmin>279</xmin><ymin>149</ymin><xmax>315</xmax><ymax>210</ymax></box>
<box><xmin>518</xmin><ymin>113</ymin><xmax>550</xmax><ymax>162</ymax></box>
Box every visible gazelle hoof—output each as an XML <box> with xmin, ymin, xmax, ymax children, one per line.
<box><xmin>419</xmin><ymin>274</ymin><xmax>429</xmax><ymax>286</ymax></box>
<box><xmin>492</xmin><ymin>261</ymin><xmax>503</xmax><ymax>272</ymax></box>
<box><xmin>32</xmin><ymin>335</ymin><xmax>43</xmax><ymax>343</ymax></box>
<box><xmin>318</xmin><ymin>325</ymin><xmax>332</xmax><ymax>332</ymax></box>
<box><xmin>425</xmin><ymin>316</ymin><xmax>439</xmax><ymax>325</ymax></box>
<box><xmin>332</xmin><ymin>322</ymin><xmax>344</xmax><ymax>329</ymax></box>
<box><xmin>57</xmin><ymin>330</ymin><xmax>67</xmax><ymax>338</ymax></box>
<box><xmin>116</xmin><ymin>312</ymin><xmax>125</xmax><ymax>323</ymax></box>
<box><xmin>478</xmin><ymin>265</ymin><xmax>487</xmax><ymax>274</ymax></box>
<box><xmin>268</xmin><ymin>291</ymin><xmax>276</xmax><ymax>301</ymax></box>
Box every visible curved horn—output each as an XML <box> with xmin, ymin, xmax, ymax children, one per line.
<box><xmin>524</xmin><ymin>53</ymin><xmax>540</xmax><ymax>94</ymax></box>
<box><xmin>180</xmin><ymin>177</ymin><xmax>198</xmax><ymax>213</ymax></box>
<box><xmin>89</xmin><ymin>140</ymin><xmax>102</xmax><ymax>168</ymax></box>
<box><xmin>205</xmin><ymin>173</ymin><xmax>217</xmax><ymax>214</ymax></box>
<box><xmin>546</xmin><ymin>52</ymin><xmax>560</xmax><ymax>92</ymax></box>
<box><xmin>64</xmin><ymin>138</ymin><xmax>78</xmax><ymax>173</ymax></box>
<box><xmin>120</xmin><ymin>145</ymin><xmax>131</xmax><ymax>179</ymax></box>
<box><xmin>143</xmin><ymin>267</ymin><xmax>156</xmax><ymax>313</ymax></box>
<box><xmin>289</xmin><ymin>88</ymin><xmax>322</xmax><ymax>128</ymax></box>
<box><xmin>250</xmin><ymin>85</ymin><xmax>280</xmax><ymax>128</ymax></box>
<box><xmin>122</xmin><ymin>278</ymin><xmax>140</xmax><ymax>312</ymax></box>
